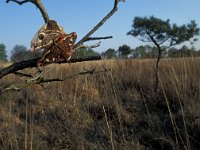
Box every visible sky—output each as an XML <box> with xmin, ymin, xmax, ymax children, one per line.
<box><xmin>1</xmin><ymin>0</ymin><xmax>200</xmax><ymax>57</ymax></box>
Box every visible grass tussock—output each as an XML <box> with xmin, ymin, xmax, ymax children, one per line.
<box><xmin>0</xmin><ymin>57</ymin><xmax>200</xmax><ymax>150</ymax></box>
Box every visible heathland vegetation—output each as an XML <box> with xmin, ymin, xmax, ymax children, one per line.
<box><xmin>0</xmin><ymin>17</ymin><xmax>200</xmax><ymax>149</ymax></box>
<box><xmin>0</xmin><ymin>58</ymin><xmax>200</xmax><ymax>149</ymax></box>
<box><xmin>1</xmin><ymin>1</ymin><xmax>200</xmax><ymax>149</ymax></box>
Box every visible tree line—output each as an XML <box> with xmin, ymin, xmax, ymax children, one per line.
<box><xmin>101</xmin><ymin>44</ymin><xmax>200</xmax><ymax>59</ymax></box>
<box><xmin>0</xmin><ymin>43</ymin><xmax>200</xmax><ymax>62</ymax></box>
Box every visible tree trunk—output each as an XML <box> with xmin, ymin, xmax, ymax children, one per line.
<box><xmin>154</xmin><ymin>48</ymin><xmax>162</xmax><ymax>92</ymax></box>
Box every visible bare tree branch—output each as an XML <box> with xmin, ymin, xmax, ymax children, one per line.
<box><xmin>0</xmin><ymin>0</ymin><xmax>125</xmax><ymax>90</ymax></box>
<box><xmin>40</xmin><ymin>68</ymin><xmax>110</xmax><ymax>83</ymax></box>
<box><xmin>0</xmin><ymin>72</ymin><xmax>44</xmax><ymax>94</ymax></box>
<box><xmin>74</xmin><ymin>0</ymin><xmax>125</xmax><ymax>49</ymax></box>
<box><xmin>6</xmin><ymin>0</ymin><xmax>49</xmax><ymax>23</ymax></box>
<box><xmin>75</xmin><ymin>36</ymin><xmax>113</xmax><ymax>49</ymax></box>
<box><xmin>0</xmin><ymin>68</ymin><xmax>110</xmax><ymax>94</ymax></box>
<box><xmin>6</xmin><ymin>0</ymin><xmax>33</xmax><ymax>5</ymax></box>
<box><xmin>13</xmin><ymin>71</ymin><xmax>33</xmax><ymax>78</ymax></box>
<box><xmin>0</xmin><ymin>55</ymin><xmax>101</xmax><ymax>79</ymax></box>
<box><xmin>86</xmin><ymin>36</ymin><xmax>113</xmax><ymax>41</ymax></box>
<box><xmin>75</xmin><ymin>42</ymin><xmax>101</xmax><ymax>50</ymax></box>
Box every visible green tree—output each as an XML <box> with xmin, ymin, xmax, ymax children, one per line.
<box><xmin>197</xmin><ymin>49</ymin><xmax>200</xmax><ymax>56</ymax></box>
<box><xmin>147</xmin><ymin>46</ymin><xmax>158</xmax><ymax>58</ymax></box>
<box><xmin>132</xmin><ymin>45</ymin><xmax>157</xmax><ymax>58</ymax></box>
<box><xmin>180</xmin><ymin>45</ymin><xmax>191</xmax><ymax>57</ymax></box>
<box><xmin>11</xmin><ymin>45</ymin><xmax>41</xmax><ymax>61</ymax></box>
<box><xmin>168</xmin><ymin>45</ymin><xmax>198</xmax><ymax>57</ymax></box>
<box><xmin>190</xmin><ymin>46</ymin><xmax>200</xmax><ymax>57</ymax></box>
<box><xmin>74</xmin><ymin>48</ymin><xmax>100</xmax><ymax>58</ymax></box>
<box><xmin>133</xmin><ymin>45</ymin><xmax>146</xmax><ymax>58</ymax></box>
<box><xmin>128</xmin><ymin>16</ymin><xmax>199</xmax><ymax>91</ymax></box>
<box><xmin>135</xmin><ymin>45</ymin><xmax>156</xmax><ymax>58</ymax></box>
<box><xmin>102</xmin><ymin>48</ymin><xmax>116</xmax><ymax>59</ymax></box>
<box><xmin>118</xmin><ymin>44</ymin><xmax>132</xmax><ymax>58</ymax></box>
<box><xmin>0</xmin><ymin>44</ymin><xmax>7</xmax><ymax>62</ymax></box>
<box><xmin>11</xmin><ymin>45</ymin><xmax>28</xmax><ymax>61</ymax></box>
<box><xmin>168</xmin><ymin>47</ymin><xmax>179</xmax><ymax>57</ymax></box>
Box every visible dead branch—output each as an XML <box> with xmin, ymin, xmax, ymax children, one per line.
<box><xmin>74</xmin><ymin>0</ymin><xmax>125</xmax><ymax>49</ymax></box>
<box><xmin>86</xmin><ymin>36</ymin><xmax>113</xmax><ymax>41</ymax></box>
<box><xmin>2</xmin><ymin>0</ymin><xmax>124</xmax><ymax>86</ymax></box>
<box><xmin>75</xmin><ymin>42</ymin><xmax>101</xmax><ymax>50</ymax></box>
<box><xmin>13</xmin><ymin>71</ymin><xmax>33</xmax><ymax>78</ymax></box>
<box><xmin>6</xmin><ymin>0</ymin><xmax>49</xmax><ymax>23</ymax></box>
<box><xmin>40</xmin><ymin>68</ymin><xmax>110</xmax><ymax>83</ymax></box>
<box><xmin>0</xmin><ymin>55</ymin><xmax>101</xmax><ymax>79</ymax></box>
<box><xmin>0</xmin><ymin>72</ymin><xmax>45</xmax><ymax>94</ymax></box>
<box><xmin>0</xmin><ymin>68</ymin><xmax>110</xmax><ymax>94</ymax></box>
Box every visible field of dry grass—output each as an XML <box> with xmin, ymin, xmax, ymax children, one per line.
<box><xmin>0</xmin><ymin>57</ymin><xmax>200</xmax><ymax>150</ymax></box>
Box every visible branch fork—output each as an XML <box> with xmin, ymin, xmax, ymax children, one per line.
<box><xmin>2</xmin><ymin>0</ymin><xmax>124</xmax><ymax>91</ymax></box>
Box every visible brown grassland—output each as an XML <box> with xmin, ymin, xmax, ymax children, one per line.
<box><xmin>0</xmin><ymin>57</ymin><xmax>200</xmax><ymax>150</ymax></box>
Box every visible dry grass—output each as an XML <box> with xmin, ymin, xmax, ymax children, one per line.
<box><xmin>0</xmin><ymin>57</ymin><xmax>200</xmax><ymax>150</ymax></box>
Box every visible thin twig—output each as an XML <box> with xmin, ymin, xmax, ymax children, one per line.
<box><xmin>74</xmin><ymin>0</ymin><xmax>125</xmax><ymax>49</ymax></box>
<box><xmin>10</xmin><ymin>57</ymin><xmax>19</xmax><ymax>63</ymax></box>
<box><xmin>86</xmin><ymin>36</ymin><xmax>113</xmax><ymax>41</ymax></box>
<box><xmin>13</xmin><ymin>72</ymin><xmax>33</xmax><ymax>78</ymax></box>
<box><xmin>6</xmin><ymin>0</ymin><xmax>34</xmax><ymax>5</ymax></box>
<box><xmin>0</xmin><ymin>71</ymin><xmax>45</xmax><ymax>94</ymax></box>
<box><xmin>41</xmin><ymin>68</ymin><xmax>110</xmax><ymax>83</ymax></box>
<box><xmin>76</xmin><ymin>42</ymin><xmax>101</xmax><ymax>50</ymax></box>
<box><xmin>0</xmin><ymin>68</ymin><xmax>111</xmax><ymax>94</ymax></box>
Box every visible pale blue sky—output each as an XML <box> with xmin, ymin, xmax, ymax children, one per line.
<box><xmin>1</xmin><ymin>0</ymin><xmax>200</xmax><ymax>57</ymax></box>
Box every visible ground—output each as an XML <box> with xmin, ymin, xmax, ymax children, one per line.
<box><xmin>0</xmin><ymin>58</ymin><xmax>200</xmax><ymax>150</ymax></box>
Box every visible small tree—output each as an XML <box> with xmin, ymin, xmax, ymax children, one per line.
<box><xmin>168</xmin><ymin>47</ymin><xmax>179</xmax><ymax>57</ymax></box>
<box><xmin>0</xmin><ymin>44</ymin><xmax>7</xmax><ymax>62</ymax></box>
<box><xmin>148</xmin><ymin>46</ymin><xmax>158</xmax><ymax>58</ymax></box>
<box><xmin>11</xmin><ymin>45</ymin><xmax>28</xmax><ymax>61</ymax></box>
<box><xmin>102</xmin><ymin>48</ymin><xmax>116</xmax><ymax>59</ymax></box>
<box><xmin>198</xmin><ymin>49</ymin><xmax>200</xmax><ymax>56</ymax></box>
<box><xmin>11</xmin><ymin>45</ymin><xmax>41</xmax><ymax>61</ymax></box>
<box><xmin>127</xmin><ymin>16</ymin><xmax>199</xmax><ymax>92</ymax></box>
<box><xmin>74</xmin><ymin>48</ymin><xmax>100</xmax><ymax>58</ymax></box>
<box><xmin>134</xmin><ymin>45</ymin><xmax>154</xmax><ymax>58</ymax></box>
<box><xmin>118</xmin><ymin>44</ymin><xmax>132</xmax><ymax>58</ymax></box>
